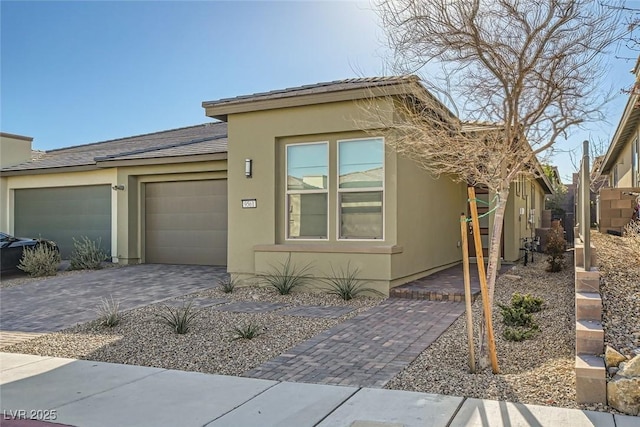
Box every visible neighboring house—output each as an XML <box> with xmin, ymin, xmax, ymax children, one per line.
<box><xmin>1</xmin><ymin>76</ymin><xmax>551</xmax><ymax>294</ymax></box>
<box><xmin>601</xmin><ymin>59</ymin><xmax>640</xmax><ymax>189</ymax></box>
<box><xmin>0</xmin><ymin>124</ymin><xmax>228</xmax><ymax>262</ymax></box>
<box><xmin>597</xmin><ymin>59</ymin><xmax>640</xmax><ymax>234</ymax></box>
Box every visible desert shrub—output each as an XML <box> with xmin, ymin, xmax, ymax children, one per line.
<box><xmin>69</xmin><ymin>236</ymin><xmax>107</xmax><ymax>270</ymax></box>
<box><xmin>260</xmin><ymin>254</ymin><xmax>313</xmax><ymax>295</ymax></box>
<box><xmin>97</xmin><ymin>295</ymin><xmax>121</xmax><ymax>327</ymax></box>
<box><xmin>18</xmin><ymin>243</ymin><xmax>61</xmax><ymax>277</ymax></box>
<box><xmin>156</xmin><ymin>301</ymin><xmax>199</xmax><ymax>334</ymax></box>
<box><xmin>510</xmin><ymin>293</ymin><xmax>543</xmax><ymax>313</ymax></box>
<box><xmin>218</xmin><ymin>276</ymin><xmax>237</xmax><ymax>293</ymax></box>
<box><xmin>498</xmin><ymin>304</ymin><xmax>536</xmax><ymax>328</ymax></box>
<box><xmin>228</xmin><ymin>322</ymin><xmax>264</xmax><ymax>341</ymax></box>
<box><xmin>545</xmin><ymin>228</ymin><xmax>566</xmax><ymax>272</ymax></box>
<box><xmin>322</xmin><ymin>262</ymin><xmax>383</xmax><ymax>301</ymax></box>
<box><xmin>503</xmin><ymin>325</ymin><xmax>539</xmax><ymax>342</ymax></box>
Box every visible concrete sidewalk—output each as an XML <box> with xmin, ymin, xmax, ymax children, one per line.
<box><xmin>1</xmin><ymin>353</ymin><xmax>638</xmax><ymax>427</ymax></box>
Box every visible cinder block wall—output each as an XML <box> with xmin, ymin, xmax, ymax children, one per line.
<box><xmin>598</xmin><ymin>187</ymin><xmax>640</xmax><ymax>234</ymax></box>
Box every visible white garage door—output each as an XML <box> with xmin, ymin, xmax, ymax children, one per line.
<box><xmin>145</xmin><ymin>180</ymin><xmax>227</xmax><ymax>266</ymax></box>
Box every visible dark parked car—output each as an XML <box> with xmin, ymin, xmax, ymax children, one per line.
<box><xmin>0</xmin><ymin>232</ymin><xmax>59</xmax><ymax>274</ymax></box>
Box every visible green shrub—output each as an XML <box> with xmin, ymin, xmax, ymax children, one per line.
<box><xmin>18</xmin><ymin>243</ymin><xmax>61</xmax><ymax>277</ymax></box>
<box><xmin>97</xmin><ymin>295</ymin><xmax>121</xmax><ymax>327</ymax></box>
<box><xmin>322</xmin><ymin>262</ymin><xmax>383</xmax><ymax>301</ymax></box>
<box><xmin>260</xmin><ymin>254</ymin><xmax>313</xmax><ymax>295</ymax></box>
<box><xmin>503</xmin><ymin>325</ymin><xmax>539</xmax><ymax>342</ymax></box>
<box><xmin>156</xmin><ymin>301</ymin><xmax>199</xmax><ymax>334</ymax></box>
<box><xmin>218</xmin><ymin>276</ymin><xmax>237</xmax><ymax>293</ymax></box>
<box><xmin>70</xmin><ymin>236</ymin><xmax>107</xmax><ymax>270</ymax></box>
<box><xmin>545</xmin><ymin>228</ymin><xmax>566</xmax><ymax>272</ymax></box>
<box><xmin>228</xmin><ymin>322</ymin><xmax>264</xmax><ymax>341</ymax></box>
<box><xmin>510</xmin><ymin>293</ymin><xmax>543</xmax><ymax>313</ymax></box>
<box><xmin>498</xmin><ymin>304</ymin><xmax>536</xmax><ymax>328</ymax></box>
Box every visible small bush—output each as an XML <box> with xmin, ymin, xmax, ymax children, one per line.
<box><xmin>228</xmin><ymin>322</ymin><xmax>264</xmax><ymax>341</ymax></box>
<box><xmin>323</xmin><ymin>262</ymin><xmax>383</xmax><ymax>301</ymax></box>
<box><xmin>545</xmin><ymin>228</ymin><xmax>566</xmax><ymax>272</ymax></box>
<box><xmin>218</xmin><ymin>277</ymin><xmax>237</xmax><ymax>293</ymax></box>
<box><xmin>261</xmin><ymin>254</ymin><xmax>313</xmax><ymax>295</ymax></box>
<box><xmin>156</xmin><ymin>301</ymin><xmax>199</xmax><ymax>334</ymax></box>
<box><xmin>70</xmin><ymin>236</ymin><xmax>107</xmax><ymax>270</ymax></box>
<box><xmin>97</xmin><ymin>295</ymin><xmax>120</xmax><ymax>327</ymax></box>
<box><xmin>498</xmin><ymin>304</ymin><xmax>536</xmax><ymax>328</ymax></box>
<box><xmin>18</xmin><ymin>243</ymin><xmax>61</xmax><ymax>277</ymax></box>
<box><xmin>503</xmin><ymin>325</ymin><xmax>539</xmax><ymax>342</ymax></box>
<box><xmin>510</xmin><ymin>293</ymin><xmax>543</xmax><ymax>313</ymax></box>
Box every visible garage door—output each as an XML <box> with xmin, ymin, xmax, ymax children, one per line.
<box><xmin>145</xmin><ymin>180</ymin><xmax>227</xmax><ymax>266</ymax></box>
<box><xmin>14</xmin><ymin>185</ymin><xmax>112</xmax><ymax>258</ymax></box>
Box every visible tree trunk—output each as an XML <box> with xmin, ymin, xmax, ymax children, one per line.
<box><xmin>478</xmin><ymin>186</ymin><xmax>510</xmax><ymax>365</ymax></box>
<box><xmin>486</xmin><ymin>187</ymin><xmax>510</xmax><ymax>306</ymax></box>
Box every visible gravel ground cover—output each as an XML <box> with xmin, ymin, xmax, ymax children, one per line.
<box><xmin>2</xmin><ymin>285</ymin><xmax>382</xmax><ymax>376</ymax></box>
<box><xmin>591</xmin><ymin>231</ymin><xmax>640</xmax><ymax>359</ymax></box>
<box><xmin>386</xmin><ymin>253</ymin><xmax>579</xmax><ymax>409</ymax></box>
<box><xmin>0</xmin><ymin>262</ymin><xmax>121</xmax><ymax>289</ymax></box>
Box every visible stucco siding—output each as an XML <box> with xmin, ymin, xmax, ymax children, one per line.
<box><xmin>392</xmin><ymin>154</ymin><xmax>466</xmax><ymax>283</ymax></box>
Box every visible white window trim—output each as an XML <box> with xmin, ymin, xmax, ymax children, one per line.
<box><xmin>336</xmin><ymin>137</ymin><xmax>385</xmax><ymax>241</ymax></box>
<box><xmin>285</xmin><ymin>141</ymin><xmax>330</xmax><ymax>241</ymax></box>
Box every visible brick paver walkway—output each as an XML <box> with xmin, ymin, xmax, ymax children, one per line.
<box><xmin>0</xmin><ymin>264</ymin><xmax>227</xmax><ymax>332</ymax></box>
<box><xmin>244</xmin><ymin>299</ymin><xmax>465</xmax><ymax>388</ymax></box>
<box><xmin>211</xmin><ymin>301</ymin><xmax>289</xmax><ymax>313</ymax></box>
<box><xmin>280</xmin><ymin>305</ymin><xmax>356</xmax><ymax>318</ymax></box>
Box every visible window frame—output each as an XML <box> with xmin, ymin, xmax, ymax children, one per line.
<box><xmin>336</xmin><ymin>137</ymin><xmax>385</xmax><ymax>241</ymax></box>
<box><xmin>284</xmin><ymin>141</ymin><xmax>330</xmax><ymax>241</ymax></box>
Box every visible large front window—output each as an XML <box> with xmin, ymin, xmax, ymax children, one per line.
<box><xmin>286</xmin><ymin>142</ymin><xmax>328</xmax><ymax>239</ymax></box>
<box><xmin>338</xmin><ymin>138</ymin><xmax>384</xmax><ymax>239</ymax></box>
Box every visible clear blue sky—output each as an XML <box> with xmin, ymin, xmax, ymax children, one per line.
<box><xmin>1</xmin><ymin>1</ymin><xmax>635</xmax><ymax>182</ymax></box>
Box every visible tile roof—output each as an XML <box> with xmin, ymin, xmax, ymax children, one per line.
<box><xmin>202</xmin><ymin>76</ymin><xmax>419</xmax><ymax>107</ymax></box>
<box><xmin>1</xmin><ymin>122</ymin><xmax>227</xmax><ymax>172</ymax></box>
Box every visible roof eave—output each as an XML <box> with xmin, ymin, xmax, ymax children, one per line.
<box><xmin>95</xmin><ymin>152</ymin><xmax>227</xmax><ymax>168</ymax></box>
<box><xmin>202</xmin><ymin>83</ymin><xmax>421</xmax><ymax>120</ymax></box>
<box><xmin>601</xmin><ymin>89</ymin><xmax>640</xmax><ymax>174</ymax></box>
<box><xmin>0</xmin><ymin>164</ymin><xmax>98</xmax><ymax>176</ymax></box>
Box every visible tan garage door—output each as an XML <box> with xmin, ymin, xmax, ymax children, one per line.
<box><xmin>145</xmin><ymin>180</ymin><xmax>227</xmax><ymax>266</ymax></box>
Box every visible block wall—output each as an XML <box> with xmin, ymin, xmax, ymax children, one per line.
<box><xmin>598</xmin><ymin>187</ymin><xmax>640</xmax><ymax>234</ymax></box>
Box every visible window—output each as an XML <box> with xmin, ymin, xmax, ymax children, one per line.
<box><xmin>338</xmin><ymin>138</ymin><xmax>384</xmax><ymax>239</ymax></box>
<box><xmin>286</xmin><ymin>142</ymin><xmax>328</xmax><ymax>239</ymax></box>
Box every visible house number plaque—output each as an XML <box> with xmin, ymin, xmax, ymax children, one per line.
<box><xmin>242</xmin><ymin>199</ymin><xmax>257</xmax><ymax>209</ymax></box>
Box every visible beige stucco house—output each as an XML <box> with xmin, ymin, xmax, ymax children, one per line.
<box><xmin>601</xmin><ymin>60</ymin><xmax>640</xmax><ymax>189</ymax></box>
<box><xmin>1</xmin><ymin>77</ymin><xmax>551</xmax><ymax>294</ymax></box>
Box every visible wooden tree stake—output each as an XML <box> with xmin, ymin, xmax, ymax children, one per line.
<box><xmin>460</xmin><ymin>213</ymin><xmax>476</xmax><ymax>373</ymax></box>
<box><xmin>467</xmin><ymin>187</ymin><xmax>500</xmax><ymax>374</ymax></box>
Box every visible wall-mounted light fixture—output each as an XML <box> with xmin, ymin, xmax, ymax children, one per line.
<box><xmin>112</xmin><ymin>185</ymin><xmax>125</xmax><ymax>191</ymax></box>
<box><xmin>245</xmin><ymin>158</ymin><xmax>253</xmax><ymax>178</ymax></box>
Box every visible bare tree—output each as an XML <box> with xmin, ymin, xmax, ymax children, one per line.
<box><xmin>372</xmin><ymin>0</ymin><xmax>622</xmax><ymax>364</ymax></box>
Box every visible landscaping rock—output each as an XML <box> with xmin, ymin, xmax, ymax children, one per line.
<box><xmin>608</xmin><ymin>367</ymin><xmax>619</xmax><ymax>376</ymax></box>
<box><xmin>618</xmin><ymin>354</ymin><xmax>640</xmax><ymax>377</ymax></box>
<box><xmin>607</xmin><ymin>376</ymin><xmax>640</xmax><ymax>416</ymax></box>
<box><xmin>605</xmin><ymin>345</ymin><xmax>627</xmax><ymax>368</ymax></box>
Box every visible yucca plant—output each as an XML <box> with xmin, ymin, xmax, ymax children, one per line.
<box><xmin>323</xmin><ymin>262</ymin><xmax>383</xmax><ymax>301</ymax></box>
<box><xmin>228</xmin><ymin>322</ymin><xmax>265</xmax><ymax>341</ymax></box>
<box><xmin>260</xmin><ymin>254</ymin><xmax>313</xmax><ymax>295</ymax></box>
<box><xmin>218</xmin><ymin>276</ymin><xmax>237</xmax><ymax>293</ymax></box>
<box><xmin>156</xmin><ymin>301</ymin><xmax>199</xmax><ymax>334</ymax></box>
<box><xmin>97</xmin><ymin>295</ymin><xmax>121</xmax><ymax>327</ymax></box>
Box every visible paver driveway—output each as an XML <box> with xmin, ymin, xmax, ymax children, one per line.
<box><xmin>0</xmin><ymin>264</ymin><xmax>227</xmax><ymax>332</ymax></box>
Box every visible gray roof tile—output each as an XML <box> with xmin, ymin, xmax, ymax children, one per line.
<box><xmin>1</xmin><ymin>122</ymin><xmax>227</xmax><ymax>172</ymax></box>
<box><xmin>202</xmin><ymin>76</ymin><xmax>418</xmax><ymax>107</ymax></box>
